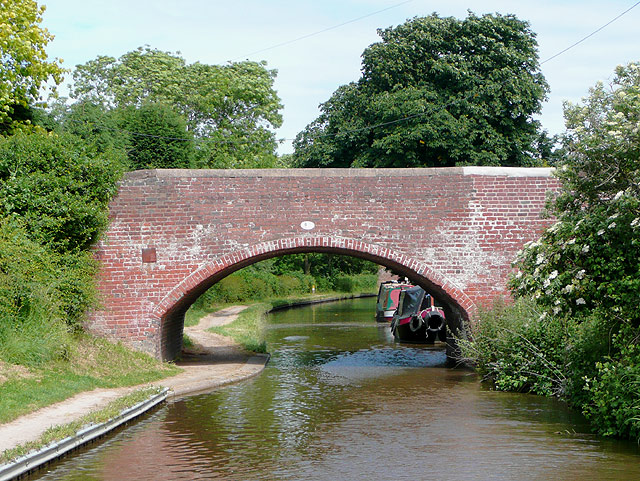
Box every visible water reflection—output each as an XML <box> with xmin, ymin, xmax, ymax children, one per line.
<box><xmin>30</xmin><ymin>298</ymin><xmax>640</xmax><ymax>481</ymax></box>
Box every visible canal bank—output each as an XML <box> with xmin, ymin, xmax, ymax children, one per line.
<box><xmin>0</xmin><ymin>305</ymin><xmax>268</xmax><ymax>476</ymax></box>
<box><xmin>0</xmin><ymin>294</ymin><xmax>375</xmax><ymax>477</ymax></box>
<box><xmin>21</xmin><ymin>296</ymin><xmax>640</xmax><ymax>481</ymax></box>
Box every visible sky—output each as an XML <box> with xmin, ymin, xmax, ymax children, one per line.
<box><xmin>42</xmin><ymin>0</ymin><xmax>640</xmax><ymax>154</ymax></box>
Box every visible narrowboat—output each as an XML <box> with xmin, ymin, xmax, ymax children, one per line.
<box><xmin>390</xmin><ymin>286</ymin><xmax>446</xmax><ymax>343</ymax></box>
<box><xmin>375</xmin><ymin>280</ymin><xmax>413</xmax><ymax>322</ymax></box>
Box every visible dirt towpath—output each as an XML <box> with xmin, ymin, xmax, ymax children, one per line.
<box><xmin>0</xmin><ymin>305</ymin><xmax>268</xmax><ymax>454</ymax></box>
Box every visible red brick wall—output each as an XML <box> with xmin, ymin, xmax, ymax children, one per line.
<box><xmin>89</xmin><ymin>167</ymin><xmax>559</xmax><ymax>359</ymax></box>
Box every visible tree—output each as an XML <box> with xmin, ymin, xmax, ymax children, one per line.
<box><xmin>0</xmin><ymin>0</ymin><xmax>64</xmax><ymax>134</ymax></box>
<box><xmin>120</xmin><ymin>102</ymin><xmax>194</xmax><ymax>170</ymax></box>
<box><xmin>511</xmin><ymin>62</ymin><xmax>640</xmax><ymax>323</ymax></box>
<box><xmin>51</xmin><ymin>99</ymin><xmax>127</xmax><ymax>153</ymax></box>
<box><xmin>69</xmin><ymin>46</ymin><xmax>283</xmax><ymax>168</ymax></box>
<box><xmin>294</xmin><ymin>12</ymin><xmax>550</xmax><ymax>168</ymax></box>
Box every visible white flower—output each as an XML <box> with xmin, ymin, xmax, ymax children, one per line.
<box><xmin>567</xmin><ymin>238</ymin><xmax>576</xmax><ymax>245</ymax></box>
<box><xmin>581</xmin><ymin>244</ymin><xmax>590</xmax><ymax>253</ymax></box>
<box><xmin>563</xmin><ymin>284</ymin><xmax>575</xmax><ymax>294</ymax></box>
<box><xmin>536</xmin><ymin>253</ymin><xmax>546</xmax><ymax>265</ymax></box>
<box><xmin>631</xmin><ymin>218</ymin><xmax>639</xmax><ymax>227</ymax></box>
<box><xmin>539</xmin><ymin>311</ymin><xmax>547</xmax><ymax>321</ymax></box>
<box><xmin>576</xmin><ymin>269</ymin><xmax>586</xmax><ymax>279</ymax></box>
<box><xmin>549</xmin><ymin>270</ymin><xmax>558</xmax><ymax>280</ymax></box>
<box><xmin>515</xmin><ymin>271</ymin><xmax>523</xmax><ymax>279</ymax></box>
<box><xmin>543</xmin><ymin>278</ymin><xmax>551</xmax><ymax>288</ymax></box>
<box><xmin>548</xmin><ymin>222</ymin><xmax>561</xmax><ymax>233</ymax></box>
<box><xmin>576</xmin><ymin>298</ymin><xmax>586</xmax><ymax>305</ymax></box>
<box><xmin>554</xmin><ymin>299</ymin><xmax>562</xmax><ymax>305</ymax></box>
<box><xmin>597</xmin><ymin>229</ymin><xmax>605</xmax><ymax>236</ymax></box>
<box><xmin>613</xmin><ymin>191</ymin><xmax>624</xmax><ymax>201</ymax></box>
<box><xmin>553</xmin><ymin>306</ymin><xmax>562</xmax><ymax>315</ymax></box>
<box><xmin>608</xmin><ymin>213</ymin><xmax>619</xmax><ymax>220</ymax></box>
<box><xmin>608</xmin><ymin>222</ymin><xmax>617</xmax><ymax>229</ymax></box>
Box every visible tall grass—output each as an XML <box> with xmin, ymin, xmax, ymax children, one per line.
<box><xmin>0</xmin><ymin>218</ymin><xmax>72</xmax><ymax>366</ymax></box>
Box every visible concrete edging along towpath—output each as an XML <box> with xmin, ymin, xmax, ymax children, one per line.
<box><xmin>0</xmin><ymin>389</ymin><xmax>169</xmax><ymax>481</ymax></box>
<box><xmin>0</xmin><ymin>305</ymin><xmax>269</xmax><ymax>478</ymax></box>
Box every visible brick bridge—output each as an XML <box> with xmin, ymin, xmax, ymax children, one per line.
<box><xmin>89</xmin><ymin>167</ymin><xmax>558</xmax><ymax>360</ymax></box>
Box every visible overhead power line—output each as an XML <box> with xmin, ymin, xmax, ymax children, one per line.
<box><xmin>64</xmin><ymin>2</ymin><xmax>640</xmax><ymax>148</ymax></box>
<box><xmin>540</xmin><ymin>1</ymin><xmax>640</xmax><ymax>65</ymax></box>
<box><xmin>228</xmin><ymin>0</ymin><xmax>414</xmax><ymax>62</ymax></box>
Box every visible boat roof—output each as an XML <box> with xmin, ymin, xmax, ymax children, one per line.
<box><xmin>396</xmin><ymin>286</ymin><xmax>425</xmax><ymax>317</ymax></box>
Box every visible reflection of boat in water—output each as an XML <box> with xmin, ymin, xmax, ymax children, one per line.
<box><xmin>390</xmin><ymin>286</ymin><xmax>446</xmax><ymax>343</ymax></box>
<box><xmin>375</xmin><ymin>280</ymin><xmax>413</xmax><ymax>322</ymax></box>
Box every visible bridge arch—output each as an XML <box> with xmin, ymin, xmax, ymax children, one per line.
<box><xmin>89</xmin><ymin>167</ymin><xmax>559</xmax><ymax>359</ymax></box>
<box><xmin>156</xmin><ymin>236</ymin><xmax>474</xmax><ymax>360</ymax></box>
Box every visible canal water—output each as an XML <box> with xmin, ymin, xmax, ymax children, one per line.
<box><xmin>31</xmin><ymin>298</ymin><xmax>640</xmax><ymax>480</ymax></box>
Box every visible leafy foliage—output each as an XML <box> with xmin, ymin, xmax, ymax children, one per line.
<box><xmin>581</xmin><ymin>323</ymin><xmax>640</xmax><ymax>439</ymax></box>
<box><xmin>120</xmin><ymin>102</ymin><xmax>194</xmax><ymax>169</ymax></box>
<box><xmin>50</xmin><ymin>100</ymin><xmax>128</xmax><ymax>154</ymax></box>
<box><xmin>191</xmin><ymin>256</ymin><xmax>378</xmax><ymax>310</ymax></box>
<box><xmin>510</xmin><ymin>63</ymin><xmax>640</xmax><ymax>327</ymax></box>
<box><xmin>0</xmin><ymin>131</ymin><xmax>124</xmax><ymax>252</ymax></box>
<box><xmin>68</xmin><ymin>46</ymin><xmax>283</xmax><ymax>168</ymax></box>
<box><xmin>0</xmin><ymin>218</ymin><xmax>71</xmax><ymax>365</ymax></box>
<box><xmin>0</xmin><ymin>0</ymin><xmax>64</xmax><ymax>134</ymax></box>
<box><xmin>271</xmin><ymin>253</ymin><xmax>378</xmax><ymax>277</ymax></box>
<box><xmin>458</xmin><ymin>298</ymin><xmax>574</xmax><ymax>397</ymax></box>
<box><xmin>294</xmin><ymin>13</ymin><xmax>550</xmax><ymax>168</ymax></box>
<box><xmin>466</xmin><ymin>62</ymin><xmax>640</xmax><ymax>440</ymax></box>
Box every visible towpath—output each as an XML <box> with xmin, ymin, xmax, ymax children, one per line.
<box><xmin>0</xmin><ymin>305</ymin><xmax>268</xmax><ymax>454</ymax></box>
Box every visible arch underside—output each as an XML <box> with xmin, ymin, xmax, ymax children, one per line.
<box><xmin>157</xmin><ymin>237</ymin><xmax>473</xmax><ymax>360</ymax></box>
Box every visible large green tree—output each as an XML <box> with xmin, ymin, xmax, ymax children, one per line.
<box><xmin>0</xmin><ymin>0</ymin><xmax>64</xmax><ymax>134</ymax></box>
<box><xmin>120</xmin><ymin>102</ymin><xmax>194</xmax><ymax>170</ymax></box>
<box><xmin>294</xmin><ymin>13</ymin><xmax>549</xmax><ymax>168</ymax></box>
<box><xmin>68</xmin><ymin>47</ymin><xmax>283</xmax><ymax>168</ymax></box>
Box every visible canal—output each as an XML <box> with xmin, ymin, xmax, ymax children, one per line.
<box><xmin>31</xmin><ymin>297</ymin><xmax>640</xmax><ymax>480</ymax></box>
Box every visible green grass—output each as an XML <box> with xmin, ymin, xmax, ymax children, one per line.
<box><xmin>1</xmin><ymin>387</ymin><xmax>165</xmax><ymax>463</ymax></box>
<box><xmin>208</xmin><ymin>303</ymin><xmax>271</xmax><ymax>353</ymax></box>
<box><xmin>0</xmin><ymin>333</ymin><xmax>180</xmax><ymax>425</ymax></box>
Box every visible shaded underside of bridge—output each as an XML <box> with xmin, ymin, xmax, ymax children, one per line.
<box><xmin>89</xmin><ymin>167</ymin><xmax>558</xmax><ymax>360</ymax></box>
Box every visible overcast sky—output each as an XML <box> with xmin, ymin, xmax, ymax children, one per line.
<box><xmin>43</xmin><ymin>0</ymin><xmax>640</xmax><ymax>154</ymax></box>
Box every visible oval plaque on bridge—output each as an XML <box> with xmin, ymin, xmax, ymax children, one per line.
<box><xmin>300</xmin><ymin>221</ymin><xmax>315</xmax><ymax>230</ymax></box>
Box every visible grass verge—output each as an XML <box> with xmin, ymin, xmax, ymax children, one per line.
<box><xmin>0</xmin><ymin>386</ymin><xmax>164</xmax><ymax>464</ymax></box>
<box><xmin>0</xmin><ymin>333</ymin><xmax>180</xmax><ymax>425</ymax></box>
<box><xmin>208</xmin><ymin>303</ymin><xmax>271</xmax><ymax>353</ymax></box>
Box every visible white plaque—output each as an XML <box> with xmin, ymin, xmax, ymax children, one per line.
<box><xmin>300</xmin><ymin>221</ymin><xmax>315</xmax><ymax>230</ymax></box>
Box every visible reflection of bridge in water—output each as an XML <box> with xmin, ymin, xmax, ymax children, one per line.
<box><xmin>89</xmin><ymin>167</ymin><xmax>558</xmax><ymax>359</ymax></box>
